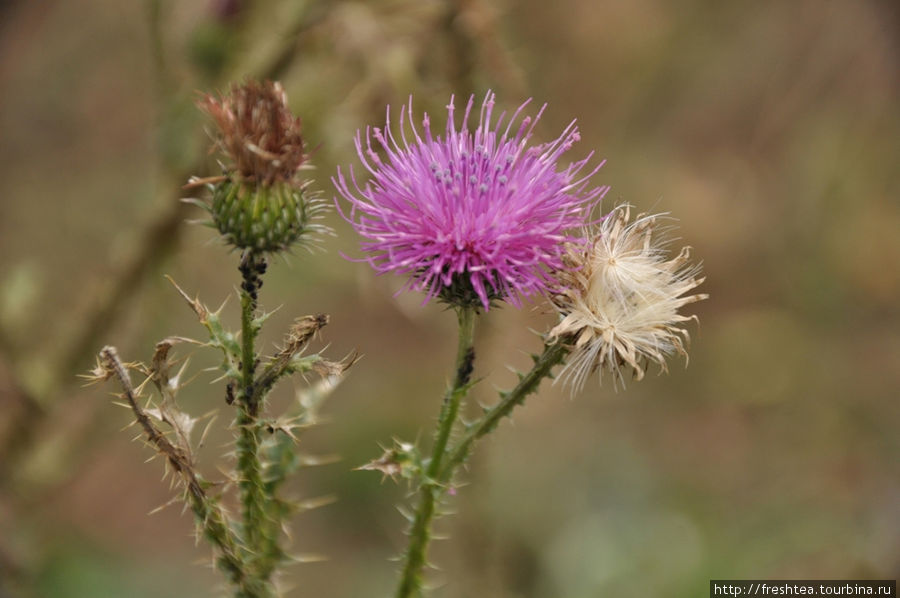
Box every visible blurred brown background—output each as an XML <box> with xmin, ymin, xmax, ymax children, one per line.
<box><xmin>0</xmin><ymin>1</ymin><xmax>898</xmax><ymax>597</ymax></box>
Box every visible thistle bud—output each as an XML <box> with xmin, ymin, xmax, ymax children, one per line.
<box><xmin>192</xmin><ymin>80</ymin><xmax>326</xmax><ymax>253</ymax></box>
<box><xmin>207</xmin><ymin>176</ymin><xmax>318</xmax><ymax>252</ymax></box>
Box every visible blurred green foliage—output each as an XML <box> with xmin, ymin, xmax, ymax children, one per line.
<box><xmin>0</xmin><ymin>1</ymin><xmax>897</xmax><ymax>597</ymax></box>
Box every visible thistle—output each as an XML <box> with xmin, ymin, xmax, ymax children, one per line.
<box><xmin>420</xmin><ymin>205</ymin><xmax>707</xmax><ymax>598</ymax></box>
<box><xmin>92</xmin><ymin>79</ymin><xmax>351</xmax><ymax>598</ymax></box>
<box><xmin>334</xmin><ymin>90</ymin><xmax>607</xmax><ymax>310</ymax></box>
<box><xmin>336</xmin><ymin>91</ymin><xmax>607</xmax><ymax>598</ymax></box>
<box><xmin>549</xmin><ymin>205</ymin><xmax>708</xmax><ymax>390</ymax></box>
<box><xmin>192</xmin><ymin>80</ymin><xmax>327</xmax><ymax>253</ymax></box>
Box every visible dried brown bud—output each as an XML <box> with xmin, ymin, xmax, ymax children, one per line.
<box><xmin>199</xmin><ymin>80</ymin><xmax>307</xmax><ymax>186</ymax></box>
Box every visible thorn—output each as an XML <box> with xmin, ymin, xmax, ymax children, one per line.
<box><xmin>183</xmin><ymin>175</ymin><xmax>227</xmax><ymax>189</ymax></box>
<box><xmin>396</xmin><ymin>505</ymin><xmax>415</xmax><ymax>523</ymax></box>
<box><xmin>296</xmin><ymin>495</ymin><xmax>337</xmax><ymax>511</ymax></box>
<box><xmin>289</xmin><ymin>553</ymin><xmax>329</xmax><ymax>564</ymax></box>
<box><xmin>165</xmin><ymin>276</ymin><xmax>207</xmax><ymax>320</ymax></box>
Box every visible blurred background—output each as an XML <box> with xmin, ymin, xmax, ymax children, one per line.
<box><xmin>0</xmin><ymin>0</ymin><xmax>898</xmax><ymax>597</ymax></box>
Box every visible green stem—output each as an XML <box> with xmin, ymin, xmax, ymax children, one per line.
<box><xmin>428</xmin><ymin>307</ymin><xmax>476</xmax><ymax>479</ymax></box>
<box><xmin>439</xmin><ymin>341</ymin><xmax>569</xmax><ymax>482</ymax></box>
<box><xmin>240</xmin><ymin>291</ymin><xmax>257</xmax><ymax>413</ymax></box>
<box><xmin>395</xmin><ymin>306</ymin><xmax>477</xmax><ymax>598</ymax></box>
<box><xmin>189</xmin><ymin>483</ymin><xmax>265</xmax><ymax>598</ymax></box>
<box><xmin>235</xmin><ymin>252</ymin><xmax>268</xmax><ymax>584</ymax></box>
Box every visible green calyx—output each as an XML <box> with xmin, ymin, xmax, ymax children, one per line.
<box><xmin>210</xmin><ymin>177</ymin><xmax>318</xmax><ymax>253</ymax></box>
<box><xmin>437</xmin><ymin>271</ymin><xmax>501</xmax><ymax>311</ymax></box>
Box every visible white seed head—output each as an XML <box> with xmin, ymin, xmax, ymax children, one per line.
<box><xmin>549</xmin><ymin>205</ymin><xmax>708</xmax><ymax>391</ymax></box>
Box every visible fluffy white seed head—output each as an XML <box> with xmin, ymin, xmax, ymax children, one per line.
<box><xmin>549</xmin><ymin>205</ymin><xmax>708</xmax><ymax>391</ymax></box>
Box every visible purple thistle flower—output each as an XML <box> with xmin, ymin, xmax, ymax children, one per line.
<box><xmin>334</xmin><ymin>91</ymin><xmax>608</xmax><ymax>310</ymax></box>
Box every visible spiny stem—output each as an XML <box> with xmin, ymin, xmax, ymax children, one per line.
<box><xmin>99</xmin><ymin>346</ymin><xmax>260</xmax><ymax>595</ymax></box>
<box><xmin>394</xmin><ymin>341</ymin><xmax>567</xmax><ymax>598</ymax></box>
<box><xmin>439</xmin><ymin>340</ymin><xmax>569</xmax><ymax>483</ymax></box>
<box><xmin>236</xmin><ymin>251</ymin><xmax>269</xmax><ymax>579</ymax></box>
<box><xmin>395</xmin><ymin>306</ymin><xmax>477</xmax><ymax>598</ymax></box>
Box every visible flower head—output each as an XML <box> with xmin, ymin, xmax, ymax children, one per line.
<box><xmin>549</xmin><ymin>205</ymin><xmax>708</xmax><ymax>391</ymax></box>
<box><xmin>191</xmin><ymin>80</ymin><xmax>326</xmax><ymax>254</ymax></box>
<box><xmin>334</xmin><ymin>91</ymin><xmax>607</xmax><ymax>310</ymax></box>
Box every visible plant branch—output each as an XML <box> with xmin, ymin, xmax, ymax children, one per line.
<box><xmin>440</xmin><ymin>340</ymin><xmax>569</xmax><ymax>481</ymax></box>
<box><xmin>253</xmin><ymin>314</ymin><xmax>329</xmax><ymax>402</ymax></box>
<box><xmin>97</xmin><ymin>346</ymin><xmax>260</xmax><ymax>594</ymax></box>
<box><xmin>395</xmin><ymin>306</ymin><xmax>477</xmax><ymax>598</ymax></box>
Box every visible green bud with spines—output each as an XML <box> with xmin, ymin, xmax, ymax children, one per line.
<box><xmin>209</xmin><ymin>177</ymin><xmax>320</xmax><ymax>253</ymax></box>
